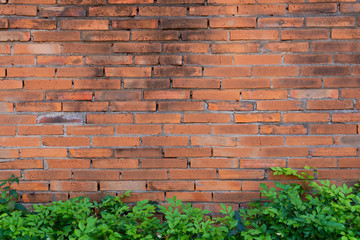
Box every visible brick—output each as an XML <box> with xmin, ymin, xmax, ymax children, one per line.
<box><xmin>172</xmin><ymin>79</ymin><xmax>220</xmax><ymax>89</ymax></box>
<box><xmin>111</xmin><ymin>101</ymin><xmax>156</xmax><ymax>112</ymax></box>
<box><xmin>141</xmin><ymin>159</ymin><xmax>187</xmax><ymax>169</ymax></box>
<box><xmin>16</xmin><ymin>102</ymin><xmax>61</xmax><ymax>112</ymax></box>
<box><xmin>93</xmin><ymin>137</ymin><xmax>139</xmax><ymax>147</ymax></box>
<box><xmin>240</xmin><ymin>159</ymin><xmax>286</xmax><ymax>168</ymax></box>
<box><xmin>161</xmin><ymin>18</ymin><xmax>207</xmax><ymax>29</ymax></box>
<box><xmin>339</xmin><ymin>158</ymin><xmax>360</xmax><ymax>168</ymax></box>
<box><xmin>258</xmin><ymin>18</ymin><xmax>304</xmax><ymax>28</ymax></box>
<box><xmin>86</xmin><ymin>56</ymin><xmax>132</xmax><ymax>65</ymax></box>
<box><xmin>192</xmin><ymin>136</ymin><xmax>236</xmax><ymax>147</ymax></box>
<box><xmin>158</xmin><ymin>102</ymin><xmax>204</xmax><ymax>111</ymax></box>
<box><xmin>164</xmin><ymin>148</ymin><xmax>211</xmax><ymax>157</ymax></box>
<box><xmin>154</xmin><ymin>67</ymin><xmax>202</xmax><ymax>77</ymax></box>
<box><xmin>0</xmin><ymin>171</ymin><xmax>21</xmax><ymax>179</ymax></box>
<box><xmin>282</xmin><ymin>30</ymin><xmax>329</xmax><ymax>40</ymax></box>
<box><xmin>307</xmin><ymin>100</ymin><xmax>353</xmax><ymax>110</ymax></box>
<box><xmin>167</xmin><ymin>192</ymin><xmax>212</xmax><ymax>202</ymax></box>
<box><xmin>289</xmin><ymin>158</ymin><xmax>337</xmax><ymax>169</ymax></box>
<box><xmin>0</xmin><ymin>115</ymin><xmax>36</xmax><ymax>124</ymax></box>
<box><xmin>63</xmin><ymin>43</ymin><xmax>111</xmax><ymax>54</ymax></box>
<box><xmin>14</xmin><ymin>44</ymin><xmax>61</xmax><ymax>55</ymax></box>
<box><xmin>304</xmin><ymin>66</ymin><xmax>351</xmax><ymax>76</ymax></box>
<box><xmin>139</xmin><ymin>6</ymin><xmax>186</xmax><ymax>16</ymax></box>
<box><xmin>213</xmin><ymin>192</ymin><xmax>260</xmax><ymax>203</ymax></box>
<box><xmin>310</xmin><ymin>124</ymin><xmax>357</xmax><ymax>134</ymax></box>
<box><xmin>317</xmin><ymin>170</ymin><xmax>360</xmax><ymax>180</ymax></box>
<box><xmin>237</xmin><ymin>136</ymin><xmax>284</xmax><ymax>146</ymax></box>
<box><xmin>38</xmin><ymin>56</ymin><xmax>82</xmax><ymax>65</ymax></box>
<box><xmin>213</xmin><ymin>147</ymin><xmax>260</xmax><ymax>157</ymax></box>
<box><xmin>15</xmin><ymin>182</ymin><xmax>48</xmax><ymax>191</ymax></box>
<box><xmin>0</xmin><ymin>19</ymin><xmax>8</xmax><ymax>29</ymax></box>
<box><xmin>191</xmin><ymin>158</ymin><xmax>238</xmax><ymax>168</ymax></box>
<box><xmin>222</xmin><ymin>78</ymin><xmax>270</xmax><ymax>89</ymax></box>
<box><xmin>193</xmin><ymin>90</ymin><xmax>240</xmax><ymax>101</ymax></box>
<box><xmin>207</xmin><ymin>102</ymin><xmax>253</xmax><ymax>111</ymax></box>
<box><xmin>257</xmin><ymin>100</ymin><xmax>303</xmax><ymax>111</ymax></box>
<box><xmin>336</xmin><ymin>135</ymin><xmax>360</xmax><ymax>145</ymax></box>
<box><xmin>144</xmin><ymin>90</ymin><xmax>190</xmax><ymax>100</ymax></box>
<box><xmin>122</xmin><ymin>170</ymin><xmax>167</xmax><ymax>180</ymax></box>
<box><xmin>184</xmin><ymin>55</ymin><xmax>232</xmax><ymax>66</ymax></box>
<box><xmin>182</xmin><ymin>30</ymin><xmax>227</xmax><ymax>41</ymax></box>
<box><xmin>36</xmin><ymin>109</ymin><xmax>72</xmax><ymax>122</ymax></box>
<box><xmin>51</xmin><ymin>181</ymin><xmax>97</xmax><ymax>192</ymax></box>
<box><xmin>340</xmin><ymin>3</ymin><xmax>360</xmax><ymax>13</ymax></box>
<box><xmin>25</xmin><ymin>80</ymin><xmax>71</xmax><ymax>90</ymax></box>
<box><xmin>289</xmin><ymin>3</ymin><xmax>337</xmax><ymax>13</ymax></box>
<box><xmin>21</xmin><ymin>148</ymin><xmax>67</xmax><ymax>158</ymax></box>
<box><xmin>89</xmin><ymin>6</ymin><xmax>136</xmax><ymax>17</ymax></box>
<box><xmin>106</xmin><ymin>67</ymin><xmax>151</xmax><ymax>77</ymax></box>
<box><xmin>284</xmin><ymin>54</ymin><xmax>331</xmax><ymax>64</ymax></box>
<box><xmin>92</xmin><ymin>159</ymin><xmax>138</xmax><ymax>169</ymax></box>
<box><xmin>307</xmin><ymin>17</ymin><xmax>355</xmax><ymax>27</ymax></box>
<box><xmin>0</xmin><ymin>103</ymin><xmax>13</xmax><ymax>112</ymax></box>
<box><xmin>159</xmin><ymin>56</ymin><xmax>182</xmax><ymax>66</ymax></box>
<box><xmin>0</xmin><ymin>31</ymin><xmax>30</xmax><ymax>41</ymax></box>
<box><xmin>311</xmin><ymin>147</ymin><xmax>356</xmax><ymax>157</ymax></box>
<box><xmin>0</xmin><ymin>137</ymin><xmax>40</xmax><ymax>147</ymax></box>
<box><xmin>189</xmin><ymin>6</ymin><xmax>237</xmax><ymax>16</ymax></box>
<box><xmin>286</xmin><ymin>136</ymin><xmax>333</xmax><ymax>146</ymax></box>
<box><xmin>184</xmin><ymin>113</ymin><xmax>231</xmax><ymax>123</ymax></box>
<box><xmin>136</xmin><ymin>114</ymin><xmax>180</xmax><ymax>123</ymax></box>
<box><xmin>204</xmin><ymin>67</ymin><xmax>251</xmax><ymax>77</ymax></box>
<box><xmin>0</xmin><ymin>45</ymin><xmax>10</xmax><ymax>54</ymax></box>
<box><xmin>284</xmin><ymin>113</ymin><xmax>329</xmax><ymax>122</ymax></box>
<box><xmin>69</xmin><ymin>149</ymin><xmax>113</xmax><ymax>158</ymax></box>
<box><xmin>0</xmin><ymin>126</ymin><xmax>16</xmax><ymax>136</ymax></box>
<box><xmin>8</xmin><ymin>67</ymin><xmax>55</xmax><ymax>78</ymax></box>
<box><xmin>218</xmin><ymin>170</ymin><xmax>264</xmax><ymax>179</ymax></box>
<box><xmin>212</xmin><ymin>43</ymin><xmax>259</xmax><ymax>53</ymax></box>
<box><xmin>96</xmin><ymin>91</ymin><xmax>141</xmax><ymax>101</ymax></box>
<box><xmin>33</xmin><ymin>31</ymin><xmax>80</xmax><ymax>42</ymax></box>
<box><xmin>87</xmin><ymin>114</ymin><xmax>132</xmax><ymax>124</ymax></box>
<box><xmin>260</xmin><ymin>125</ymin><xmax>307</xmax><ymax>135</ymax></box>
<box><xmin>18</xmin><ymin>125</ymin><xmax>63</xmax><ymax>135</ymax></box>
<box><xmin>0</xmin><ymin>5</ymin><xmax>37</xmax><ymax>16</ymax></box>
<box><xmin>113</xmin><ymin>19</ymin><xmax>158</xmax><ymax>29</ymax></box>
<box><xmin>335</xmin><ymin>54</ymin><xmax>360</xmax><ymax>64</ymax></box>
<box><xmin>122</xmin><ymin>192</ymin><xmax>164</xmax><ymax>203</ymax></box>
<box><xmin>210</xmin><ymin>17</ymin><xmax>256</xmax><ymax>28</ymax></box>
<box><xmin>73</xmin><ymin>170</ymin><xmax>119</xmax><ymax>180</ymax></box>
<box><xmin>157</xmin><ymin>0</ymin><xmax>203</xmax><ymax>3</ymax></box>
<box><xmin>312</xmin><ymin>42</ymin><xmax>360</xmax><ymax>52</ymax></box>
<box><xmin>196</xmin><ymin>181</ymin><xmax>241</xmax><ymax>191</ymax></box>
<box><xmin>63</xmin><ymin>102</ymin><xmax>108</xmax><ymax>112</ymax></box>
<box><xmin>235</xmin><ymin>113</ymin><xmax>280</xmax><ymax>123</ymax></box>
<box><xmin>74</xmin><ymin>80</ymin><xmax>120</xmax><ymax>90</ymax></box>
<box><xmin>39</xmin><ymin>7</ymin><xmax>86</xmax><ymax>17</ymax></box>
<box><xmin>231</xmin><ymin>30</ymin><xmax>278</xmax><ymax>40</ymax></box>
<box><xmin>234</xmin><ymin>55</ymin><xmax>281</xmax><ymax>65</ymax></box>
<box><xmin>262</xmin><ymin>147</ymin><xmax>309</xmax><ymax>157</ymax></box>
<box><xmin>134</xmin><ymin>56</ymin><xmax>159</xmax><ymax>65</ymax></box>
<box><xmin>213</xmin><ymin>125</ymin><xmax>258</xmax><ymax>135</ymax></box>
<box><xmin>164</xmin><ymin>43</ymin><xmax>209</xmax><ymax>53</ymax></box>
<box><xmin>43</xmin><ymin>137</ymin><xmax>90</xmax><ymax>147</ymax></box>
<box><xmin>242</xmin><ymin>90</ymin><xmax>287</xmax><ymax>100</ymax></box>
<box><xmin>58</xmin><ymin>0</ymin><xmax>106</xmax><ymax>4</ymax></box>
<box><xmin>238</xmin><ymin>4</ymin><xmax>286</xmax><ymax>15</ymax></box>
<box><xmin>0</xmin><ymin>80</ymin><xmax>22</xmax><ymax>89</ymax></box>
<box><xmin>9</xmin><ymin>0</ymin><xmax>55</xmax><ymax>3</ymax></box>
<box><xmin>115</xmin><ymin>148</ymin><xmax>162</xmax><ymax>158</ymax></box>
<box><xmin>132</xmin><ymin>30</ymin><xmax>179</xmax><ymax>41</ymax></box>
<box><xmin>25</xmin><ymin>170</ymin><xmax>71</xmax><ymax>180</ymax></box>
<box><xmin>0</xmin><ymin>149</ymin><xmax>19</xmax><ymax>159</ymax></box>
<box><xmin>164</xmin><ymin>125</ymin><xmax>210</xmax><ymax>134</ymax></box>
<box><xmin>242</xmin><ymin>181</ymin><xmax>276</xmax><ymax>191</ymax></box>
<box><xmin>254</xmin><ymin>66</ymin><xmax>299</xmax><ymax>77</ymax></box>
<box><xmin>117</xmin><ymin>125</ymin><xmax>162</xmax><ymax>134</ymax></box>
<box><xmin>290</xmin><ymin>89</ymin><xmax>338</xmax><ymax>99</ymax></box>
<box><xmin>332</xmin><ymin>29</ymin><xmax>360</xmax><ymax>39</ymax></box>
<box><xmin>57</xmin><ymin>67</ymin><xmax>104</xmax><ymax>78</ymax></box>
<box><xmin>23</xmin><ymin>193</ymin><xmax>68</xmax><ymax>203</ymax></box>
<box><xmin>46</xmin><ymin>92</ymin><xmax>92</xmax><ymax>101</ymax></box>
<box><xmin>100</xmin><ymin>181</ymin><xmax>146</xmax><ymax>191</ymax></box>
<box><xmin>60</xmin><ymin>20</ymin><xmax>109</xmax><ymax>30</ymax></box>
<box><xmin>148</xmin><ymin>181</ymin><xmax>194</xmax><ymax>191</ymax></box>
<box><xmin>46</xmin><ymin>159</ymin><xmax>91</xmax><ymax>169</ymax></box>
<box><xmin>263</xmin><ymin>42</ymin><xmax>309</xmax><ymax>52</ymax></box>
<box><xmin>9</xmin><ymin>19</ymin><xmax>56</xmax><ymax>30</ymax></box>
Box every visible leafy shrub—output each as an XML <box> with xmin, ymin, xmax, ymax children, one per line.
<box><xmin>0</xmin><ymin>177</ymin><xmax>241</xmax><ymax>240</ymax></box>
<box><xmin>239</xmin><ymin>167</ymin><xmax>360</xmax><ymax>240</ymax></box>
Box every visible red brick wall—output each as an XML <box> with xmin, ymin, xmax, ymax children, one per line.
<box><xmin>1</xmin><ymin>0</ymin><xmax>360</xmax><ymax>208</ymax></box>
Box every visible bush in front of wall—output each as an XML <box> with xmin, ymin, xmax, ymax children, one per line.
<box><xmin>239</xmin><ymin>167</ymin><xmax>360</xmax><ymax>240</ymax></box>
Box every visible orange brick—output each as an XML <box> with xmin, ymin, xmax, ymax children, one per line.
<box><xmin>122</xmin><ymin>192</ymin><xmax>164</xmax><ymax>203</ymax></box>
<box><xmin>154</xmin><ymin>66</ymin><xmax>202</xmax><ymax>77</ymax></box>
<box><xmin>132</xmin><ymin>30</ymin><xmax>179</xmax><ymax>41</ymax></box>
<box><xmin>263</xmin><ymin>42</ymin><xmax>309</xmax><ymax>52</ymax></box>
<box><xmin>142</xmin><ymin>159</ymin><xmax>187</xmax><ymax>169</ymax></box>
<box><xmin>184</xmin><ymin>113</ymin><xmax>231</xmax><ymax>123</ymax></box>
<box><xmin>115</xmin><ymin>148</ymin><xmax>162</xmax><ymax>158</ymax></box>
<box><xmin>212</xmin><ymin>43</ymin><xmax>259</xmax><ymax>53</ymax></box>
<box><xmin>0</xmin><ymin>126</ymin><xmax>16</xmax><ymax>136</ymax></box>
<box><xmin>317</xmin><ymin>169</ymin><xmax>360</xmax><ymax>180</ymax></box>
<box><xmin>210</xmin><ymin>17</ymin><xmax>256</xmax><ymax>28</ymax></box>
<box><xmin>339</xmin><ymin>158</ymin><xmax>360</xmax><ymax>168</ymax></box>
<box><xmin>208</xmin><ymin>102</ymin><xmax>254</xmax><ymax>111</ymax></box>
<box><xmin>164</xmin><ymin>148</ymin><xmax>211</xmax><ymax>157</ymax></box>
<box><xmin>33</xmin><ymin>31</ymin><xmax>81</xmax><ymax>42</ymax></box>
<box><xmin>262</xmin><ymin>147</ymin><xmax>309</xmax><ymax>157</ymax></box>
<box><xmin>213</xmin><ymin>147</ymin><xmax>260</xmax><ymax>157</ymax></box>
<box><xmin>92</xmin><ymin>137</ymin><xmax>139</xmax><ymax>147</ymax></box>
<box><xmin>43</xmin><ymin>137</ymin><xmax>90</xmax><ymax>147</ymax></box>
<box><xmin>63</xmin><ymin>102</ymin><xmax>108</xmax><ymax>112</ymax></box>
<box><xmin>74</xmin><ymin>80</ymin><xmax>120</xmax><ymax>90</ymax></box>
<box><xmin>73</xmin><ymin>170</ymin><xmax>119</xmax><ymax>180</ymax></box>
<box><xmin>235</xmin><ymin>113</ymin><xmax>280</xmax><ymax>123</ymax></box>
<box><xmin>340</xmin><ymin>3</ymin><xmax>360</xmax><ymax>13</ymax></box>
<box><xmin>67</xmin><ymin>126</ymin><xmax>114</xmax><ymax>135</ymax></box>
<box><xmin>307</xmin><ymin>100</ymin><xmax>353</xmax><ymax>110</ymax></box>
<box><xmin>135</xmin><ymin>114</ymin><xmax>180</xmax><ymax>123</ymax></box>
<box><xmin>122</xmin><ymin>170</ymin><xmax>167</xmax><ymax>180</ymax></box>
<box><xmin>240</xmin><ymin>159</ymin><xmax>286</xmax><ymax>168</ymax></box>
<box><xmin>286</xmin><ymin>136</ymin><xmax>333</xmax><ymax>146</ymax></box>
<box><xmin>144</xmin><ymin>90</ymin><xmax>189</xmax><ymax>100</ymax></box>
<box><xmin>15</xmin><ymin>44</ymin><xmax>61</xmax><ymax>54</ymax></box>
<box><xmin>25</xmin><ymin>170</ymin><xmax>71</xmax><ymax>180</ymax></box>
<box><xmin>21</xmin><ymin>148</ymin><xmax>67</xmax><ymax>158</ymax></box>
<box><xmin>16</xmin><ymin>102</ymin><xmax>61</xmax><ymax>112</ymax></box>
<box><xmin>213</xmin><ymin>192</ymin><xmax>260</xmax><ymax>203</ymax></box>
<box><xmin>158</xmin><ymin>102</ymin><xmax>204</xmax><ymax>111</ymax></box>
<box><xmin>312</xmin><ymin>42</ymin><xmax>360</xmax><ymax>52</ymax></box>
<box><xmin>100</xmin><ymin>181</ymin><xmax>146</xmax><ymax>191</ymax></box>
<box><xmin>58</xmin><ymin>0</ymin><xmax>106</xmax><ymax>4</ymax></box>
<box><xmin>89</xmin><ymin>6</ymin><xmax>136</xmax><ymax>17</ymax></box>
<box><xmin>15</xmin><ymin>182</ymin><xmax>48</xmax><ymax>191</ymax></box>
<box><xmin>0</xmin><ymin>149</ymin><xmax>19</xmax><ymax>159</ymax></box>
<box><xmin>164</xmin><ymin>125</ymin><xmax>210</xmax><ymax>134</ymax></box>
<box><xmin>182</xmin><ymin>30</ymin><xmax>227</xmax><ymax>41</ymax></box>
<box><xmin>39</xmin><ymin>6</ymin><xmax>86</xmax><ymax>17</ymax></box>
<box><xmin>114</xmin><ymin>43</ymin><xmax>161</xmax><ymax>53</ymax></box>
<box><xmin>106</xmin><ymin>67</ymin><xmax>151</xmax><ymax>77</ymax></box>
<box><xmin>257</xmin><ymin>100</ymin><xmax>303</xmax><ymax>111</ymax></box>
<box><xmin>0</xmin><ymin>5</ymin><xmax>37</xmax><ymax>16</ymax></box>
<box><xmin>7</xmin><ymin>68</ymin><xmax>55</xmax><ymax>78</ymax></box>
<box><xmin>46</xmin><ymin>159</ymin><xmax>91</xmax><ymax>169</ymax></box>
<box><xmin>63</xmin><ymin>43</ymin><xmax>111</xmax><ymax>54</ymax></box>
<box><xmin>0</xmin><ymin>103</ymin><xmax>13</xmax><ymax>112</ymax></box>
<box><xmin>258</xmin><ymin>18</ymin><xmax>304</xmax><ymax>28</ymax></box>
<box><xmin>18</xmin><ymin>125</ymin><xmax>63</xmax><ymax>135</ymax></box>
<box><xmin>23</xmin><ymin>193</ymin><xmax>68</xmax><ymax>203</ymax></box>
<box><xmin>167</xmin><ymin>192</ymin><xmax>212</xmax><ymax>202</ymax></box>
<box><xmin>0</xmin><ymin>137</ymin><xmax>40</xmax><ymax>147</ymax></box>
<box><xmin>243</xmin><ymin>90</ymin><xmax>287</xmax><ymax>100</ymax></box>
<box><xmin>113</xmin><ymin>19</ymin><xmax>158</xmax><ymax>29</ymax></box>
<box><xmin>46</xmin><ymin>91</ymin><xmax>92</xmax><ymax>101</ymax></box>
<box><xmin>310</xmin><ymin>124</ymin><xmax>357</xmax><ymax>134</ymax></box>
<box><xmin>332</xmin><ymin>29</ymin><xmax>360</xmax><ymax>39</ymax></box>
<box><xmin>86</xmin><ymin>56</ymin><xmax>132</xmax><ymax>65</ymax></box>
<box><xmin>254</xmin><ymin>66</ymin><xmax>299</xmax><ymax>76</ymax></box>
<box><xmin>9</xmin><ymin>19</ymin><xmax>56</xmax><ymax>30</ymax></box>
<box><xmin>302</xmin><ymin>66</ymin><xmax>351</xmax><ymax>76</ymax></box>
<box><xmin>148</xmin><ymin>181</ymin><xmax>194</xmax><ymax>191</ymax></box>
<box><xmin>273</xmin><ymin>78</ymin><xmax>322</xmax><ymax>89</ymax></box>
<box><xmin>189</xmin><ymin>6</ymin><xmax>236</xmax><ymax>16</ymax></box>
<box><xmin>184</xmin><ymin>55</ymin><xmax>232</xmax><ymax>66</ymax></box>
<box><xmin>231</xmin><ymin>30</ymin><xmax>278</xmax><ymax>40</ymax></box>
<box><xmin>0</xmin><ymin>115</ymin><xmax>36</xmax><ymax>124</ymax></box>
<box><xmin>38</xmin><ymin>56</ymin><xmax>82</xmax><ymax>65</ymax></box>
<box><xmin>307</xmin><ymin>17</ymin><xmax>355</xmax><ymax>27</ymax></box>
<box><xmin>289</xmin><ymin>3</ymin><xmax>337</xmax><ymax>13</ymax></box>
<box><xmin>284</xmin><ymin>113</ymin><xmax>329</xmax><ymax>122</ymax></box>
<box><xmin>51</xmin><ymin>181</ymin><xmax>97</xmax><ymax>192</ymax></box>
<box><xmin>311</xmin><ymin>147</ymin><xmax>356</xmax><ymax>157</ymax></box>
<box><xmin>290</xmin><ymin>89</ymin><xmax>338</xmax><ymax>99</ymax></box>
<box><xmin>142</xmin><ymin>136</ymin><xmax>188</xmax><ymax>146</ymax></box>
<box><xmin>260</xmin><ymin>125</ymin><xmax>307</xmax><ymax>135</ymax></box>
<box><xmin>87</xmin><ymin>114</ymin><xmax>133</xmax><ymax>124</ymax></box>
<box><xmin>164</xmin><ymin>43</ymin><xmax>209</xmax><ymax>53</ymax></box>
<box><xmin>192</xmin><ymin>136</ymin><xmax>235</xmax><ymax>147</ymax></box>
<box><xmin>139</xmin><ymin>6</ymin><xmax>186</xmax><ymax>16</ymax></box>
<box><xmin>213</xmin><ymin>125</ymin><xmax>258</xmax><ymax>135</ymax></box>
<box><xmin>116</xmin><ymin>125</ymin><xmax>162</xmax><ymax>134</ymax></box>
<box><xmin>69</xmin><ymin>149</ymin><xmax>113</xmax><ymax>158</ymax></box>
<box><xmin>204</xmin><ymin>67</ymin><xmax>251</xmax><ymax>77</ymax></box>
<box><xmin>0</xmin><ymin>56</ymin><xmax>34</xmax><ymax>65</ymax></box>
<box><xmin>196</xmin><ymin>181</ymin><xmax>241</xmax><ymax>191</ymax></box>
<box><xmin>191</xmin><ymin>158</ymin><xmax>238</xmax><ymax>168</ymax></box>
<box><xmin>289</xmin><ymin>158</ymin><xmax>337</xmax><ymax>169</ymax></box>
<box><xmin>172</xmin><ymin>78</ymin><xmax>220</xmax><ymax>89</ymax></box>
<box><xmin>218</xmin><ymin>170</ymin><xmax>264</xmax><ymax>179</ymax></box>
<box><xmin>60</xmin><ymin>20</ymin><xmax>109</xmax><ymax>30</ymax></box>
<box><xmin>284</xmin><ymin>54</ymin><xmax>331</xmax><ymax>64</ymax></box>
<box><xmin>237</xmin><ymin>136</ymin><xmax>284</xmax><ymax>146</ymax></box>
<box><xmin>161</xmin><ymin>18</ymin><xmax>207</xmax><ymax>29</ymax></box>
<box><xmin>282</xmin><ymin>29</ymin><xmax>329</xmax><ymax>40</ymax></box>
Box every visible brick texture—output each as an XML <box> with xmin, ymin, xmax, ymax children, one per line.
<box><xmin>0</xmin><ymin>1</ymin><xmax>359</xmax><ymax>207</ymax></box>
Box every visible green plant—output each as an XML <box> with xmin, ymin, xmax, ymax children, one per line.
<box><xmin>239</xmin><ymin>167</ymin><xmax>360</xmax><ymax>240</ymax></box>
<box><xmin>0</xmin><ymin>174</ymin><xmax>26</xmax><ymax>214</ymax></box>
